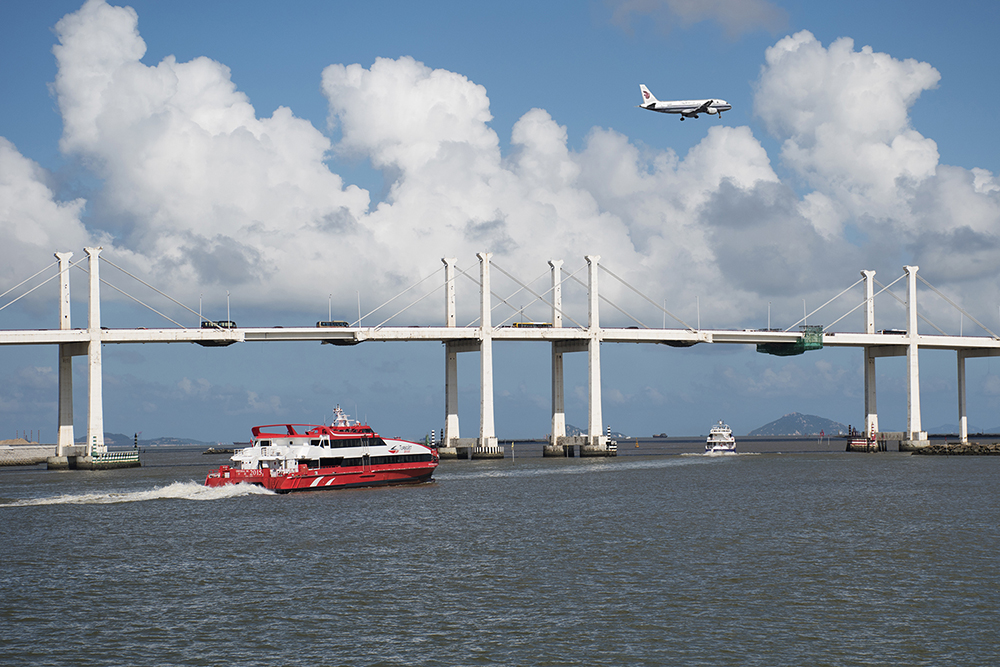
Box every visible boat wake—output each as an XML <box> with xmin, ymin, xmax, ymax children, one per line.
<box><xmin>2</xmin><ymin>480</ymin><xmax>273</xmax><ymax>507</ymax></box>
<box><xmin>441</xmin><ymin>455</ymin><xmax>717</xmax><ymax>481</ymax></box>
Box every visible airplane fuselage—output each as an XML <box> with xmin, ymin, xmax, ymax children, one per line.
<box><xmin>641</xmin><ymin>99</ymin><xmax>732</xmax><ymax>117</ymax></box>
<box><xmin>638</xmin><ymin>85</ymin><xmax>731</xmax><ymax>120</ymax></box>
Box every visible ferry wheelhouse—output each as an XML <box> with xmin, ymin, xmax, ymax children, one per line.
<box><xmin>204</xmin><ymin>406</ymin><xmax>438</xmax><ymax>493</ymax></box>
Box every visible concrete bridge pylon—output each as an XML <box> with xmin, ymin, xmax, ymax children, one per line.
<box><xmin>48</xmin><ymin>247</ymin><xmax>118</xmax><ymax>469</ymax></box>
<box><xmin>12</xmin><ymin>248</ymin><xmax>1000</xmax><ymax>463</ymax></box>
<box><xmin>544</xmin><ymin>259</ymin><xmax>569</xmax><ymax>457</ymax></box>
<box><xmin>580</xmin><ymin>255</ymin><xmax>612</xmax><ymax>456</ymax></box>
<box><xmin>437</xmin><ymin>253</ymin><xmax>504</xmax><ymax>459</ymax></box>
<box><xmin>439</xmin><ymin>254</ymin><xmax>614</xmax><ymax>459</ymax></box>
<box><xmin>85</xmin><ymin>247</ymin><xmax>106</xmax><ymax>455</ymax></box>
<box><xmin>55</xmin><ymin>251</ymin><xmax>75</xmax><ymax>457</ymax></box>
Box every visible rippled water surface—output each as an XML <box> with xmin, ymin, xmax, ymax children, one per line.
<box><xmin>2</xmin><ymin>448</ymin><xmax>999</xmax><ymax>666</ymax></box>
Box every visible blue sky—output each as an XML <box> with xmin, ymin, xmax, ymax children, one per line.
<box><xmin>1</xmin><ymin>0</ymin><xmax>999</xmax><ymax>443</ymax></box>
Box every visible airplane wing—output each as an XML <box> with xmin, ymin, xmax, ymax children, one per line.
<box><xmin>683</xmin><ymin>99</ymin><xmax>714</xmax><ymax>117</ymax></box>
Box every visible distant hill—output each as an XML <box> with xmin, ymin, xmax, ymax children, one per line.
<box><xmin>749</xmin><ymin>413</ymin><xmax>848</xmax><ymax>437</ymax></box>
<box><xmin>76</xmin><ymin>432</ymin><xmax>217</xmax><ymax>447</ymax></box>
<box><xmin>565</xmin><ymin>424</ymin><xmax>627</xmax><ymax>438</ymax></box>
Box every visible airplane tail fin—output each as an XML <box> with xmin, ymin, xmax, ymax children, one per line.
<box><xmin>639</xmin><ymin>84</ymin><xmax>658</xmax><ymax>107</ymax></box>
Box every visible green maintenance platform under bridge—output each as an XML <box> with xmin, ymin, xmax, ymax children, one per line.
<box><xmin>756</xmin><ymin>325</ymin><xmax>824</xmax><ymax>357</ymax></box>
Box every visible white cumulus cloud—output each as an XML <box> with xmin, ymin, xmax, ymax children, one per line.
<box><xmin>0</xmin><ymin>138</ymin><xmax>97</xmax><ymax>284</ymax></box>
<box><xmin>6</xmin><ymin>1</ymin><xmax>996</xmax><ymax>335</ymax></box>
<box><xmin>753</xmin><ymin>30</ymin><xmax>1000</xmax><ymax>315</ymax></box>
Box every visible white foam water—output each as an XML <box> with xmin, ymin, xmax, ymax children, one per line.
<box><xmin>3</xmin><ymin>480</ymin><xmax>272</xmax><ymax>506</ymax></box>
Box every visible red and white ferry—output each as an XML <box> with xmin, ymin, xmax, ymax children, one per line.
<box><xmin>204</xmin><ymin>406</ymin><xmax>438</xmax><ymax>493</ymax></box>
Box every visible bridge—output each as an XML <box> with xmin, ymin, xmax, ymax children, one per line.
<box><xmin>3</xmin><ymin>248</ymin><xmax>999</xmax><ymax>463</ymax></box>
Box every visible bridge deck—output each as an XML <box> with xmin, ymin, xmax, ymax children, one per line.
<box><xmin>1</xmin><ymin>325</ymin><xmax>997</xmax><ymax>352</ymax></box>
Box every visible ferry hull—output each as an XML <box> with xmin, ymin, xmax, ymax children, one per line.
<box><xmin>205</xmin><ymin>407</ymin><xmax>438</xmax><ymax>494</ymax></box>
<box><xmin>205</xmin><ymin>462</ymin><xmax>436</xmax><ymax>493</ymax></box>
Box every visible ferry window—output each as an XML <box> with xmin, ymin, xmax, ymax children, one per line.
<box><xmin>306</xmin><ymin>459</ymin><xmax>320</xmax><ymax>469</ymax></box>
<box><xmin>332</xmin><ymin>438</ymin><xmax>366</xmax><ymax>448</ymax></box>
<box><xmin>368</xmin><ymin>454</ymin><xmax>432</xmax><ymax>466</ymax></box>
<box><xmin>258</xmin><ymin>440</ymin><xmax>270</xmax><ymax>447</ymax></box>
<box><xmin>310</xmin><ymin>439</ymin><xmax>321</xmax><ymax>447</ymax></box>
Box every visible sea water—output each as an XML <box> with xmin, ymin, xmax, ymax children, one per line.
<box><xmin>1</xmin><ymin>446</ymin><xmax>998</xmax><ymax>666</ymax></box>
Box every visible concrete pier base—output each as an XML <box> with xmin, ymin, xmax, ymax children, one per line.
<box><xmin>472</xmin><ymin>437</ymin><xmax>503</xmax><ymax>459</ymax></box>
<box><xmin>580</xmin><ymin>446</ymin><xmax>616</xmax><ymax>457</ymax></box>
<box><xmin>899</xmin><ymin>436</ymin><xmax>931</xmax><ymax>452</ymax></box>
<box><xmin>439</xmin><ymin>438</ymin><xmax>478</xmax><ymax>459</ymax></box>
<box><xmin>878</xmin><ymin>431</ymin><xmax>931</xmax><ymax>451</ymax></box>
<box><xmin>46</xmin><ymin>456</ymin><xmax>71</xmax><ymax>469</ymax></box>
<box><xmin>47</xmin><ymin>444</ymin><xmax>86</xmax><ymax>469</ymax></box>
<box><xmin>543</xmin><ymin>443</ymin><xmax>574</xmax><ymax>457</ymax></box>
<box><xmin>70</xmin><ymin>453</ymin><xmax>141</xmax><ymax>470</ymax></box>
<box><xmin>47</xmin><ymin>449</ymin><xmax>141</xmax><ymax>469</ymax></box>
<box><xmin>580</xmin><ymin>436</ymin><xmax>616</xmax><ymax>457</ymax></box>
<box><xmin>472</xmin><ymin>447</ymin><xmax>504</xmax><ymax>459</ymax></box>
<box><xmin>548</xmin><ymin>435</ymin><xmax>590</xmax><ymax>457</ymax></box>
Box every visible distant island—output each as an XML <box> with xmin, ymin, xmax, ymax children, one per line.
<box><xmin>749</xmin><ymin>413</ymin><xmax>848</xmax><ymax>437</ymax></box>
<box><xmin>565</xmin><ymin>424</ymin><xmax>628</xmax><ymax>439</ymax></box>
<box><xmin>76</xmin><ymin>432</ymin><xmax>219</xmax><ymax>447</ymax></box>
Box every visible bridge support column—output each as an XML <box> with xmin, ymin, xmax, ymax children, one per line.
<box><xmin>49</xmin><ymin>251</ymin><xmax>86</xmax><ymax>470</ymax></box>
<box><xmin>56</xmin><ymin>252</ymin><xmax>74</xmax><ymax>457</ymax></box>
<box><xmin>545</xmin><ymin>260</ymin><xmax>572</xmax><ymax>456</ymax></box>
<box><xmin>85</xmin><ymin>247</ymin><xmax>106</xmax><ymax>456</ymax></box>
<box><xmin>580</xmin><ymin>255</ymin><xmax>612</xmax><ymax>457</ymax></box>
<box><xmin>474</xmin><ymin>252</ymin><xmax>502</xmax><ymax>459</ymax></box>
<box><xmin>547</xmin><ymin>347</ymin><xmax>569</xmax><ymax>456</ymax></box>
<box><xmin>861</xmin><ymin>270</ymin><xmax>879</xmax><ymax>439</ymax></box>
<box><xmin>954</xmin><ymin>349</ymin><xmax>1000</xmax><ymax>444</ymax></box>
<box><xmin>958</xmin><ymin>350</ymin><xmax>968</xmax><ymax>443</ymax></box>
<box><xmin>901</xmin><ymin>265</ymin><xmax>928</xmax><ymax>450</ymax></box>
<box><xmin>440</xmin><ymin>343</ymin><xmax>465</xmax><ymax>458</ymax></box>
<box><xmin>439</xmin><ymin>258</ymin><xmax>465</xmax><ymax>459</ymax></box>
<box><xmin>864</xmin><ymin>347</ymin><xmax>879</xmax><ymax>438</ymax></box>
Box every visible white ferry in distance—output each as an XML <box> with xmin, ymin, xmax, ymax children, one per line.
<box><xmin>705</xmin><ymin>421</ymin><xmax>737</xmax><ymax>453</ymax></box>
<box><xmin>204</xmin><ymin>405</ymin><xmax>438</xmax><ymax>493</ymax></box>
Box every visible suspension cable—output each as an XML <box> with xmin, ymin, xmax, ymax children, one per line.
<box><xmin>354</xmin><ymin>266</ymin><xmax>443</xmax><ymax>327</ymax></box>
<box><xmin>491</xmin><ymin>262</ymin><xmax>578</xmax><ymax>328</ymax></box>
<box><xmin>0</xmin><ymin>259</ymin><xmax>58</xmax><ymax>302</ymax></box>
<box><xmin>100</xmin><ymin>256</ymin><xmax>203</xmax><ymax>324</ymax></box>
<box><xmin>784</xmin><ymin>276</ymin><xmax>865</xmax><ymax>331</ymax></box>
<box><xmin>599</xmin><ymin>263</ymin><xmax>694</xmax><ymax>331</ymax></box>
<box><xmin>874</xmin><ymin>277</ymin><xmax>947</xmax><ymax>336</ymax></box>
<box><xmin>917</xmin><ymin>275</ymin><xmax>998</xmax><ymax>339</ymax></box>
<box><xmin>567</xmin><ymin>272</ymin><xmax>648</xmax><ymax>329</ymax></box>
<box><xmin>824</xmin><ymin>277</ymin><xmax>897</xmax><ymax>331</ymax></box>
<box><xmin>373</xmin><ymin>274</ymin><xmax>449</xmax><ymax>329</ymax></box>
<box><xmin>97</xmin><ymin>277</ymin><xmax>188</xmax><ymax>328</ymax></box>
<box><xmin>461</xmin><ymin>262</ymin><xmax>587</xmax><ymax>329</ymax></box>
<box><xmin>491</xmin><ymin>263</ymin><xmax>550</xmax><ymax>320</ymax></box>
<box><xmin>0</xmin><ymin>259</ymin><xmax>79</xmax><ymax>314</ymax></box>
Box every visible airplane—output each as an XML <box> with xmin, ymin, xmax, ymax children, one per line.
<box><xmin>638</xmin><ymin>84</ymin><xmax>731</xmax><ymax>121</ymax></box>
